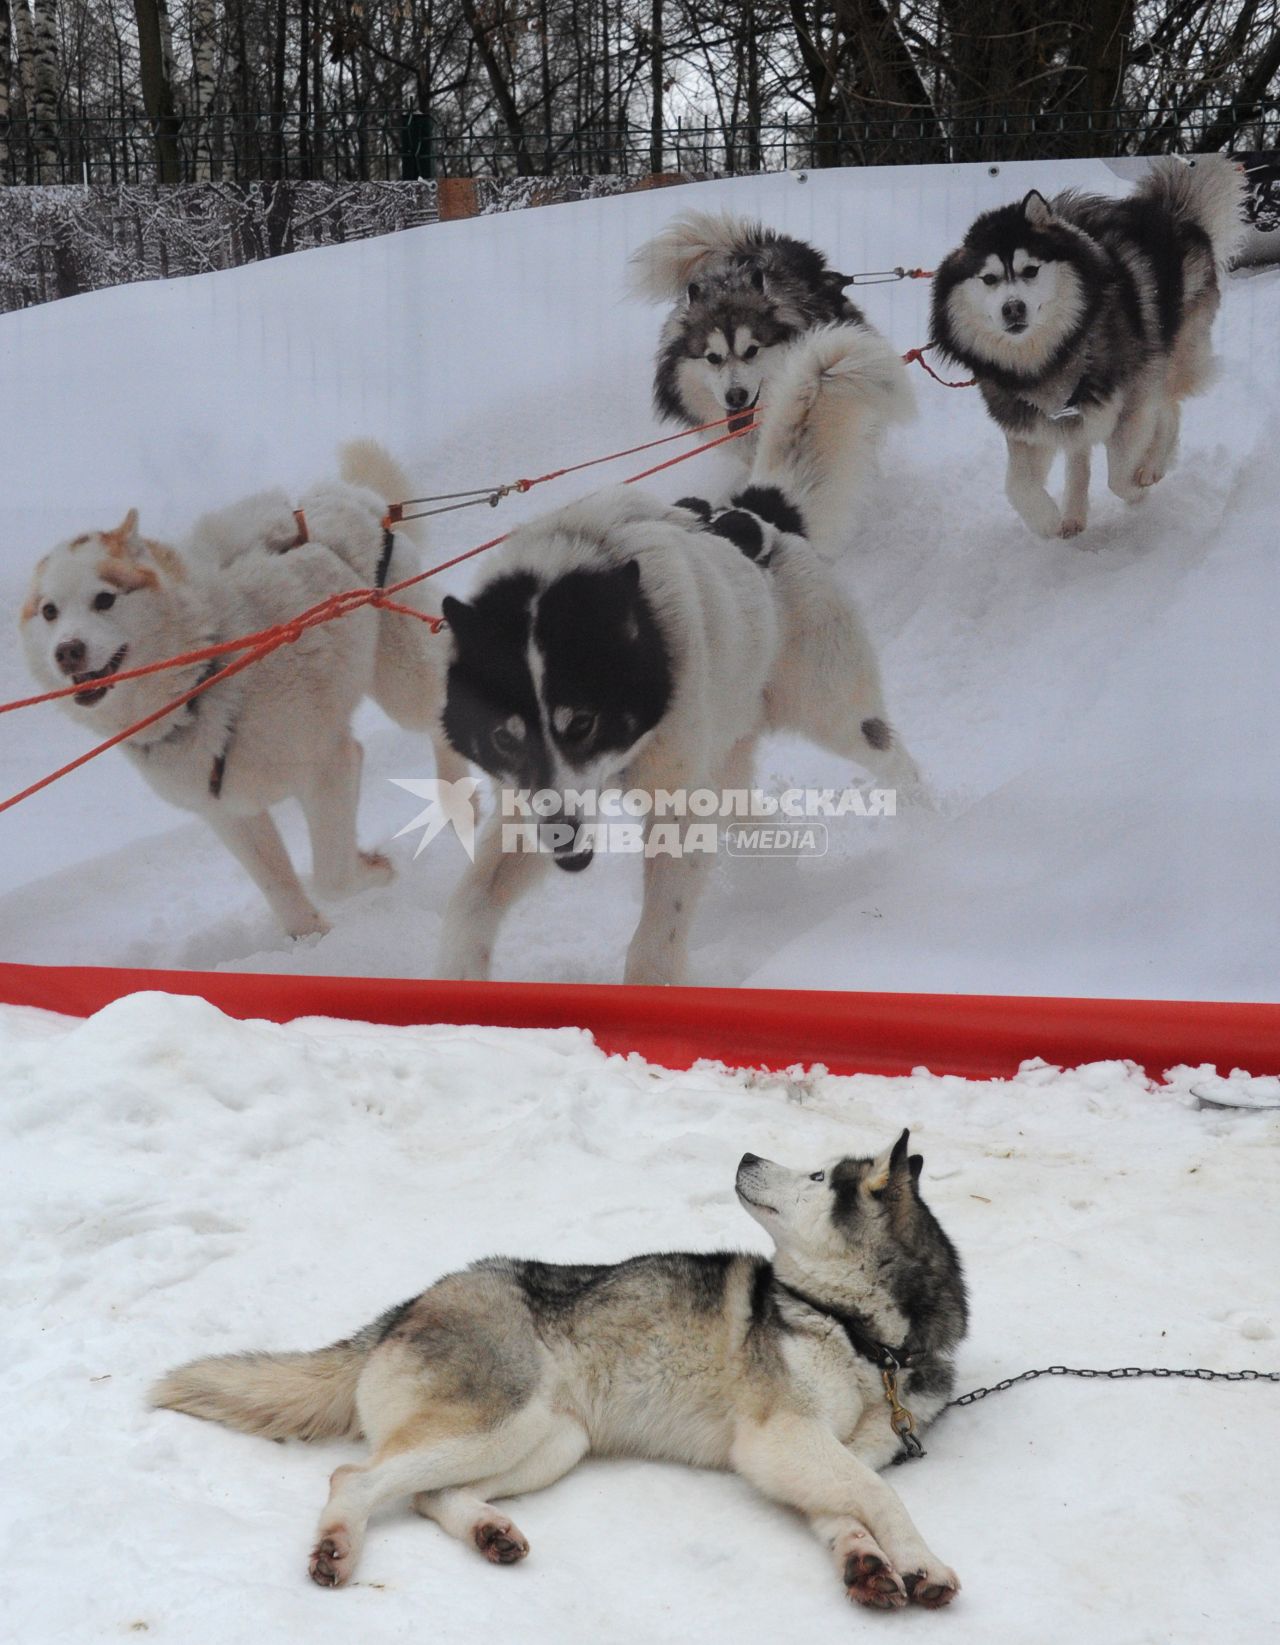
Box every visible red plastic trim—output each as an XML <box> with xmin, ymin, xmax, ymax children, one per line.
<box><xmin>1</xmin><ymin>962</ymin><xmax>1276</xmax><ymax>1079</ymax></box>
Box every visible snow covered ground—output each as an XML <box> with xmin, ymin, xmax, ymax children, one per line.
<box><xmin>2</xmin><ymin>160</ymin><xmax>1278</xmax><ymax>999</ymax></box>
<box><xmin>3</xmin><ymin>993</ymin><xmax>1277</xmax><ymax>1643</ymax></box>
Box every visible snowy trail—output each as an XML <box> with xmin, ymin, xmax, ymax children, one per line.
<box><xmin>2</xmin><ymin>995</ymin><xmax>1277</xmax><ymax>1643</ymax></box>
<box><xmin>2</xmin><ymin>161</ymin><xmax>1277</xmax><ymax>998</ymax></box>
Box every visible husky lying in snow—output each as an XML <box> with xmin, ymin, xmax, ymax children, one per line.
<box><xmin>629</xmin><ymin>210</ymin><xmax>913</xmax><ymax>504</ymax></box>
<box><xmin>930</xmin><ymin>155</ymin><xmax>1245</xmax><ymax>539</ymax></box>
<box><xmin>433</xmin><ymin>323</ymin><xmax>921</xmax><ymax>986</ymax></box>
<box><xmin>153</xmin><ymin>1129</ymin><xmax>967</xmax><ymax>1610</ymax></box>
<box><xmin>20</xmin><ymin>443</ymin><xmax>463</xmax><ymax>937</ymax></box>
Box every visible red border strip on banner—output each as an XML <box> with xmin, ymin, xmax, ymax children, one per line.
<box><xmin>1</xmin><ymin>962</ymin><xmax>1276</xmax><ymax>1079</ymax></box>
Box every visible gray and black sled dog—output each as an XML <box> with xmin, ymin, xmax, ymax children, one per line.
<box><xmin>20</xmin><ymin>442</ymin><xmax>464</xmax><ymax>936</ymax></box>
<box><xmin>930</xmin><ymin>155</ymin><xmax>1246</xmax><ymax>539</ymax></box>
<box><xmin>153</xmin><ymin>1129</ymin><xmax>968</xmax><ymax>1610</ymax></box>
<box><xmin>629</xmin><ymin>210</ymin><xmax>913</xmax><ymax>507</ymax></box>
<box><xmin>429</xmin><ymin>322</ymin><xmax>921</xmax><ymax>985</ymax></box>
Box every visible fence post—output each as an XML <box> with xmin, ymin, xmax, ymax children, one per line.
<box><xmin>437</xmin><ymin>177</ymin><xmax>479</xmax><ymax>221</ymax></box>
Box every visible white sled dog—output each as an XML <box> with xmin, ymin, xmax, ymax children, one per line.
<box><xmin>153</xmin><ymin>1129</ymin><xmax>967</xmax><ymax>1610</ymax></box>
<box><xmin>628</xmin><ymin>209</ymin><xmax>914</xmax><ymax>534</ymax></box>
<box><xmin>20</xmin><ymin>443</ymin><xmax>464</xmax><ymax>937</ymax></box>
<box><xmin>930</xmin><ymin>155</ymin><xmax>1245</xmax><ymax>538</ymax></box>
<box><xmin>433</xmin><ymin>323</ymin><xmax>921</xmax><ymax>985</ymax></box>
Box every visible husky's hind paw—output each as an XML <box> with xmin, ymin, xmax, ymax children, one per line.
<box><xmin>1057</xmin><ymin>516</ymin><xmax>1086</xmax><ymax>539</ymax></box>
<box><xmin>474</xmin><ymin>1515</ymin><xmax>530</xmax><ymax>1564</ymax></box>
<box><xmin>1132</xmin><ymin>463</ymin><xmax>1164</xmax><ymax>489</ymax></box>
<box><xmin>309</xmin><ymin>1528</ymin><xmax>355</xmax><ymax>1588</ymax></box>
<box><xmin>903</xmin><ymin>1563</ymin><xmax>961</xmax><ymax>1608</ymax></box>
<box><xmin>840</xmin><ymin>1531</ymin><xmax>908</xmax><ymax>1609</ymax></box>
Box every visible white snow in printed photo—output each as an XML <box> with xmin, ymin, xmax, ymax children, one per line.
<box><xmin>1</xmin><ymin>159</ymin><xmax>1277</xmax><ymax>997</ymax></box>
<box><xmin>2</xmin><ymin>994</ymin><xmax>1278</xmax><ymax>1643</ymax></box>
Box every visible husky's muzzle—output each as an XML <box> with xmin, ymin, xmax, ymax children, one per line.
<box><xmin>537</xmin><ymin>819</ymin><xmax>595</xmax><ymax>873</ymax></box>
<box><xmin>70</xmin><ymin>644</ymin><xmax>129</xmax><ymax>707</ymax></box>
<box><xmin>726</xmin><ymin>391</ymin><xmax>760</xmax><ymax>435</ymax></box>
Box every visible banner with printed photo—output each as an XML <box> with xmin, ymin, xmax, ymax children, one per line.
<box><xmin>2</xmin><ymin>155</ymin><xmax>1277</xmax><ymax>1001</ymax></box>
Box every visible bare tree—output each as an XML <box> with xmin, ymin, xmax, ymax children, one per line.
<box><xmin>0</xmin><ymin>2</ymin><xmax>11</xmax><ymax>175</ymax></box>
<box><xmin>133</xmin><ymin>0</ymin><xmax>180</xmax><ymax>180</ymax></box>
<box><xmin>190</xmin><ymin>0</ymin><xmax>217</xmax><ymax>179</ymax></box>
<box><xmin>31</xmin><ymin>0</ymin><xmax>59</xmax><ymax>179</ymax></box>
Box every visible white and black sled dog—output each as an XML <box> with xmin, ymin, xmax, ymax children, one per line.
<box><xmin>629</xmin><ymin>211</ymin><xmax>913</xmax><ymax>489</ymax></box>
<box><xmin>20</xmin><ymin>443</ymin><xmax>463</xmax><ymax>937</ymax></box>
<box><xmin>432</xmin><ymin>324</ymin><xmax>921</xmax><ymax>985</ymax></box>
<box><xmin>930</xmin><ymin>155</ymin><xmax>1245</xmax><ymax>539</ymax></box>
<box><xmin>153</xmin><ymin>1129</ymin><xmax>967</xmax><ymax>1610</ymax></box>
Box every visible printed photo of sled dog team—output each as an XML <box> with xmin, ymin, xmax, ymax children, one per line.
<box><xmin>8</xmin><ymin>153</ymin><xmax>1272</xmax><ymax>990</ymax></box>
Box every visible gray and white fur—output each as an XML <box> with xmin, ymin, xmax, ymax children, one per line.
<box><xmin>930</xmin><ymin>155</ymin><xmax>1246</xmax><ymax>539</ymax></box>
<box><xmin>153</xmin><ymin>1128</ymin><xmax>967</xmax><ymax>1611</ymax></box>
<box><xmin>629</xmin><ymin>210</ymin><xmax>913</xmax><ymax>503</ymax></box>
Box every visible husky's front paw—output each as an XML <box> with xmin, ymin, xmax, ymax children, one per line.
<box><xmin>309</xmin><ymin>1527</ymin><xmax>356</xmax><ymax>1588</ymax></box>
<box><xmin>1057</xmin><ymin>515</ymin><xmax>1087</xmax><ymax>539</ymax></box>
<box><xmin>287</xmin><ymin>908</ymin><xmax>332</xmax><ymax>940</ymax></box>
<box><xmin>1132</xmin><ymin>462</ymin><xmax>1165</xmax><ymax>489</ymax></box>
<box><xmin>1011</xmin><ymin>494</ymin><xmax>1062</xmax><ymax>539</ymax></box>
<box><xmin>903</xmin><ymin>1561</ymin><xmax>961</xmax><ymax>1609</ymax></box>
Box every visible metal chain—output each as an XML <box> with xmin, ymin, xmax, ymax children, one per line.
<box><xmin>949</xmin><ymin>1364</ymin><xmax>1280</xmax><ymax>1408</ymax></box>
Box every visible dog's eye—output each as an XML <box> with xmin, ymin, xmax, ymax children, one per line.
<box><xmin>981</xmin><ymin>274</ymin><xmax>999</xmax><ymax>288</ymax></box>
<box><xmin>706</xmin><ymin>352</ymin><xmax>725</xmax><ymax>367</ymax></box>
<box><xmin>92</xmin><ymin>591</ymin><xmax>117</xmax><ymax>612</ymax></box>
<box><xmin>559</xmin><ymin>710</ymin><xmax>596</xmax><ymax>745</ymax></box>
<box><xmin>41</xmin><ymin>602</ymin><xmax>58</xmax><ymax>622</ymax></box>
<box><xmin>809</xmin><ymin>1170</ymin><xmax>826</xmax><ymax>1183</ymax></box>
<box><xmin>491</xmin><ymin>725</ymin><xmax>522</xmax><ymax>755</ymax></box>
<box><xmin>1022</xmin><ymin>265</ymin><xmax>1040</xmax><ymax>281</ymax></box>
<box><xmin>742</xmin><ymin>345</ymin><xmax>759</xmax><ymax>361</ymax></box>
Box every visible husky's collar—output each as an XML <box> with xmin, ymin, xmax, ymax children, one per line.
<box><xmin>775</xmin><ymin>1281</ymin><xmax>913</xmax><ymax>1369</ymax></box>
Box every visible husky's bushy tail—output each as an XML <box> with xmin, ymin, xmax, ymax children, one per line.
<box><xmin>627</xmin><ymin>209</ymin><xmax>765</xmax><ymax>301</ymax></box>
<box><xmin>744</xmin><ymin>323</ymin><xmax>914</xmax><ymax>556</ymax></box>
<box><xmin>1138</xmin><ymin>154</ymin><xmax>1247</xmax><ymax>269</ymax></box>
<box><xmin>150</xmin><ymin>1339</ymin><xmax>367</xmax><ymax>1442</ymax></box>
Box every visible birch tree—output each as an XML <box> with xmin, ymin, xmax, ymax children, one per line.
<box><xmin>191</xmin><ymin>0</ymin><xmax>217</xmax><ymax>179</ymax></box>
<box><xmin>31</xmin><ymin>0</ymin><xmax>59</xmax><ymax>181</ymax></box>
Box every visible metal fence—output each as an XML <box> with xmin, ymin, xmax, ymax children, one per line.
<box><xmin>4</xmin><ymin>101</ymin><xmax>1279</xmax><ymax>187</ymax></box>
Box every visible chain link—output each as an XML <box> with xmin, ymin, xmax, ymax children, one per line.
<box><xmin>949</xmin><ymin>1364</ymin><xmax>1279</xmax><ymax>1408</ymax></box>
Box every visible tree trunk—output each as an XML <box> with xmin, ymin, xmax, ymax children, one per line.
<box><xmin>30</xmin><ymin>0</ymin><xmax>59</xmax><ymax>182</ymax></box>
<box><xmin>0</xmin><ymin>1</ymin><xmax>11</xmax><ymax>177</ymax></box>
<box><xmin>459</xmin><ymin>0</ymin><xmax>535</xmax><ymax>175</ymax></box>
<box><xmin>191</xmin><ymin>0</ymin><xmax>217</xmax><ymax>181</ymax></box>
<box><xmin>269</xmin><ymin>0</ymin><xmax>286</xmax><ymax>180</ymax></box>
<box><xmin>133</xmin><ymin>0</ymin><xmax>181</xmax><ymax>183</ymax></box>
<box><xmin>649</xmin><ymin>0</ymin><xmax>663</xmax><ymax>174</ymax></box>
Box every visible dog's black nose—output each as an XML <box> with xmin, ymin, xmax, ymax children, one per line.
<box><xmin>55</xmin><ymin>638</ymin><xmax>87</xmax><ymax>674</ymax></box>
<box><xmin>724</xmin><ymin>385</ymin><xmax>750</xmax><ymax>410</ymax></box>
<box><xmin>1001</xmin><ymin>298</ymin><xmax>1027</xmax><ymax>325</ymax></box>
<box><xmin>739</xmin><ymin>1152</ymin><xmax>761</xmax><ymax>1168</ymax></box>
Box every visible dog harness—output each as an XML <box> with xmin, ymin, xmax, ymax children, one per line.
<box><xmin>776</xmin><ymin>1282</ymin><xmax>925</xmax><ymax>1459</ymax></box>
<box><xmin>134</xmin><ymin>651</ymin><xmax>232</xmax><ymax>798</ymax></box>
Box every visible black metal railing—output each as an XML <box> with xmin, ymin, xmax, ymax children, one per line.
<box><xmin>3</xmin><ymin>101</ymin><xmax>1277</xmax><ymax>188</ymax></box>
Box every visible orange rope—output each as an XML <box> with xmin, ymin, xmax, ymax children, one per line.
<box><xmin>0</xmin><ymin>420</ymin><xmax>755</xmax><ymax>814</ymax></box>
<box><xmin>902</xmin><ymin>344</ymin><xmax>976</xmax><ymax>389</ymax></box>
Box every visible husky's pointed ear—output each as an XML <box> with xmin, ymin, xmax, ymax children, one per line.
<box><xmin>687</xmin><ymin>280</ymin><xmax>702</xmax><ymax>304</ymax></box>
<box><xmin>614</xmin><ymin>558</ymin><xmax>642</xmax><ymax>591</ymax></box>
<box><xmin>1022</xmin><ymin>190</ymin><xmax>1052</xmax><ymax>228</ymax></box>
<box><xmin>868</xmin><ymin>1128</ymin><xmax>913</xmax><ymax>1193</ymax></box>
<box><xmin>749</xmin><ymin>266</ymin><xmax>766</xmax><ymax>293</ymax></box>
<box><xmin>441</xmin><ymin>595</ymin><xmax>477</xmax><ymax>642</ymax></box>
<box><xmin>102</xmin><ymin>508</ymin><xmax>141</xmax><ymax>557</ymax></box>
<box><xmin>908</xmin><ymin>1153</ymin><xmax>924</xmax><ymax>1182</ymax></box>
